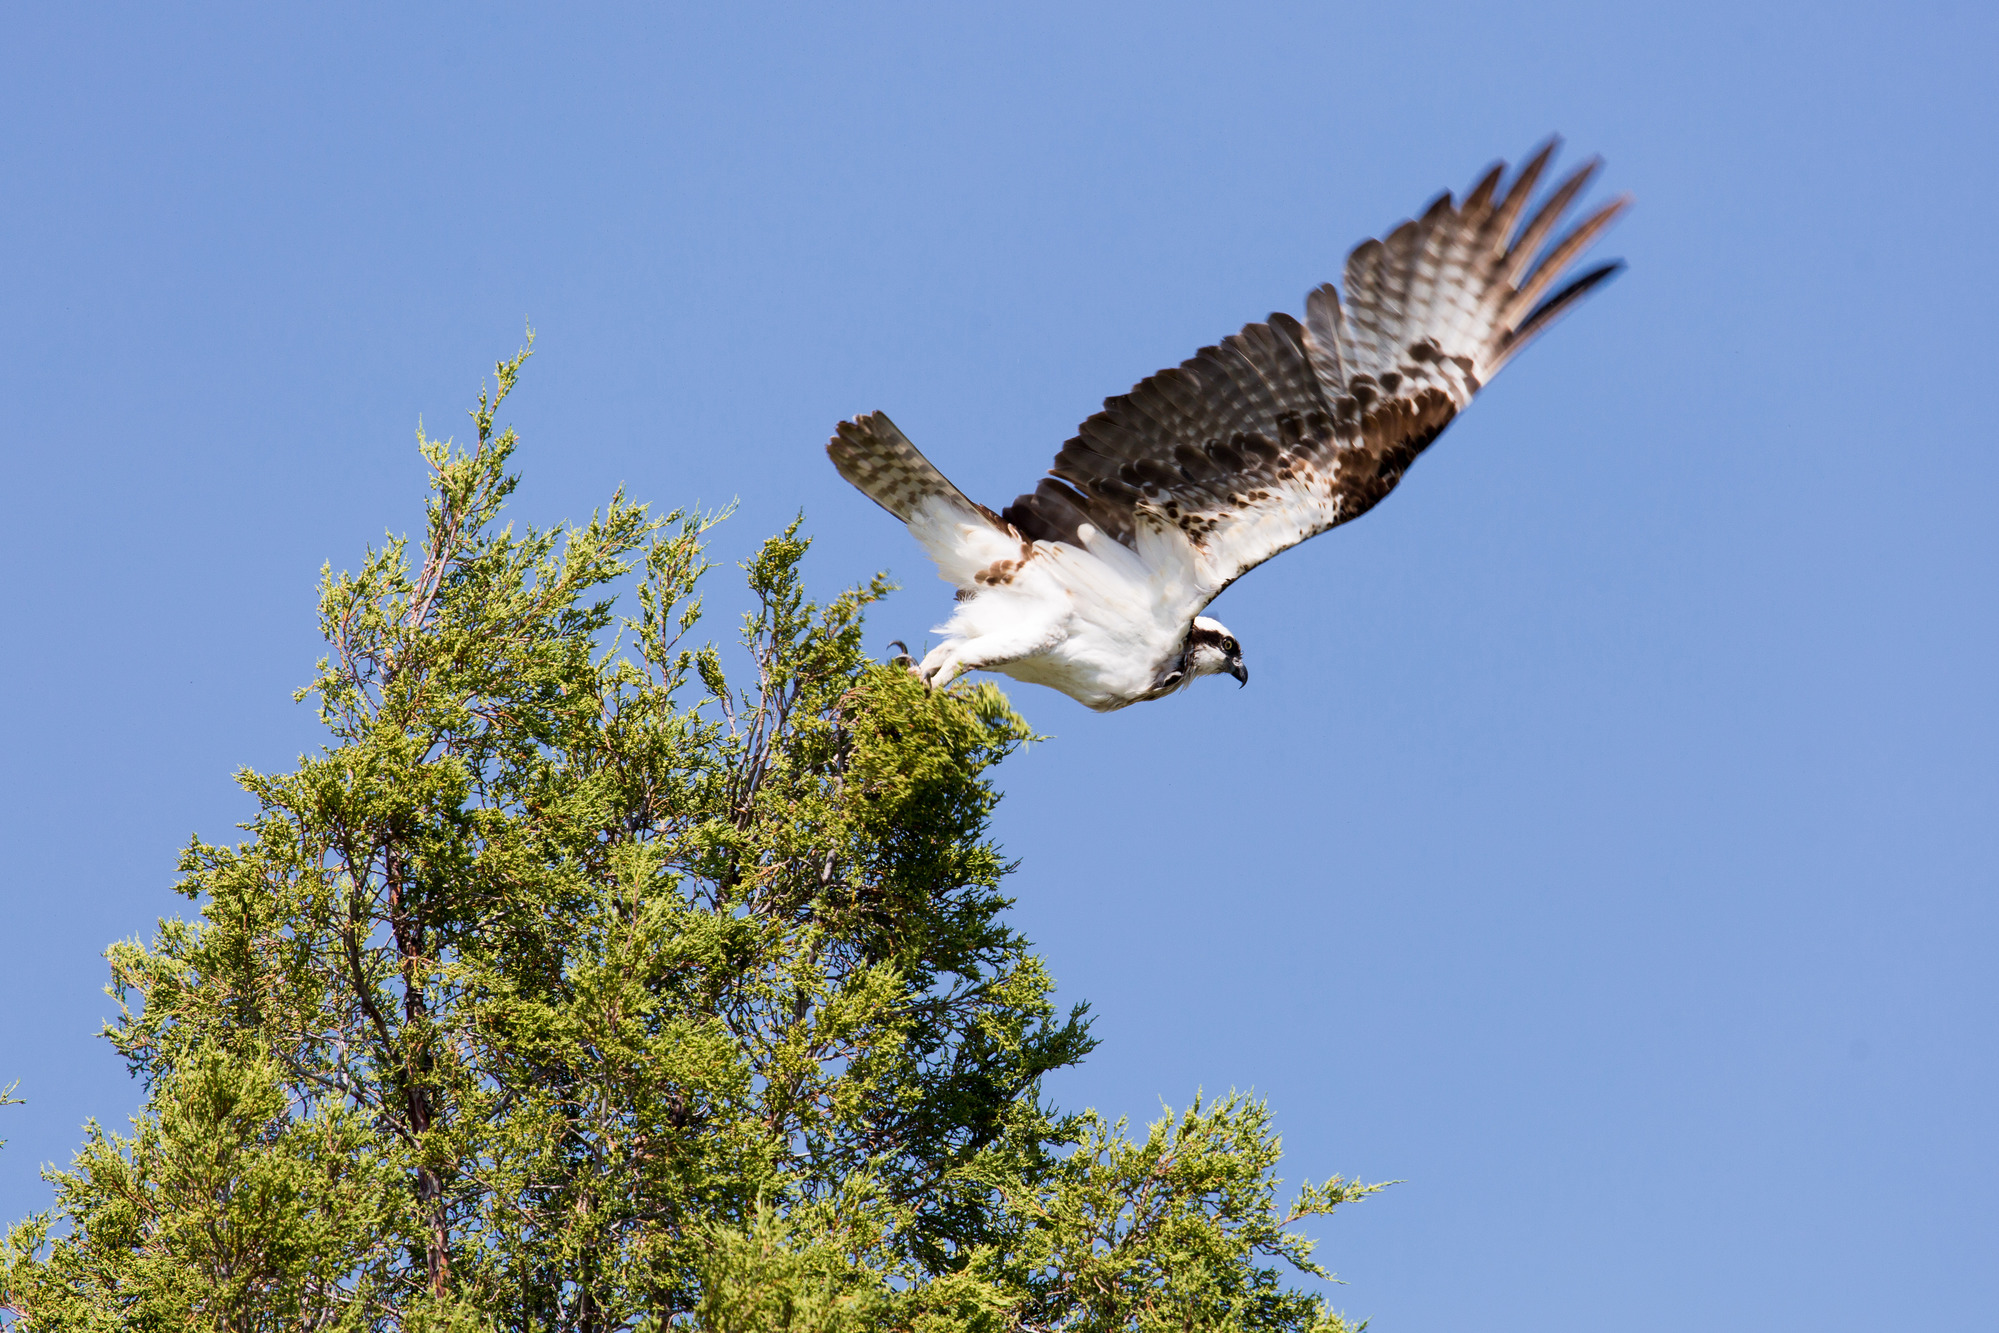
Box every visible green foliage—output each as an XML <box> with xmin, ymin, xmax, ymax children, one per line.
<box><xmin>980</xmin><ymin>1096</ymin><xmax>1379</xmax><ymax>1332</ymax></box>
<box><xmin>1</xmin><ymin>1047</ymin><xmax>395</xmax><ymax>1331</ymax></box>
<box><xmin>1</xmin><ymin>345</ymin><xmax>1375</xmax><ymax>1331</ymax></box>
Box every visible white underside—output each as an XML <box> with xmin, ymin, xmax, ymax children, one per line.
<box><xmin>903</xmin><ymin>495</ymin><xmax>1208</xmax><ymax>711</ymax></box>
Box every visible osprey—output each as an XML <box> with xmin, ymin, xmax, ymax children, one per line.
<box><xmin>828</xmin><ymin>142</ymin><xmax>1627</xmax><ymax>711</ymax></box>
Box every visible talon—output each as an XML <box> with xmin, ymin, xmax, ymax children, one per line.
<box><xmin>886</xmin><ymin>639</ymin><xmax>916</xmax><ymax>670</ymax></box>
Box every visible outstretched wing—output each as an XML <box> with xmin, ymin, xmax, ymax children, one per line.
<box><xmin>999</xmin><ymin>140</ymin><xmax>1627</xmax><ymax>606</ymax></box>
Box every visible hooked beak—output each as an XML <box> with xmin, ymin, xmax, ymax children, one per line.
<box><xmin>1230</xmin><ymin>660</ymin><xmax>1248</xmax><ymax>687</ymax></box>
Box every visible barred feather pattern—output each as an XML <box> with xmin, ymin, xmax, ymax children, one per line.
<box><xmin>827</xmin><ymin>412</ymin><xmax>1001</xmax><ymax>528</ymax></box>
<box><xmin>1000</xmin><ymin>140</ymin><xmax>1628</xmax><ymax>601</ymax></box>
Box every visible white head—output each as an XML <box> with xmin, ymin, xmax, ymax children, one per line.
<box><xmin>1186</xmin><ymin>615</ymin><xmax>1248</xmax><ymax>687</ymax></box>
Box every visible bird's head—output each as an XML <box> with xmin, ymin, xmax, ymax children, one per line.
<box><xmin>1186</xmin><ymin>615</ymin><xmax>1248</xmax><ymax>688</ymax></box>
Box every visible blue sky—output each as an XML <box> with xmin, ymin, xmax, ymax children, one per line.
<box><xmin>3</xmin><ymin>3</ymin><xmax>1995</xmax><ymax>1327</ymax></box>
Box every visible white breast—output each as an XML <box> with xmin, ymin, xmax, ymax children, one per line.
<box><xmin>925</xmin><ymin>517</ymin><xmax>1202</xmax><ymax>710</ymax></box>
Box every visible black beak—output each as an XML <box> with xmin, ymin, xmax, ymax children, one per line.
<box><xmin>1230</xmin><ymin>660</ymin><xmax>1248</xmax><ymax>687</ymax></box>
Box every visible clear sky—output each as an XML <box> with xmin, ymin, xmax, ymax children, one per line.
<box><xmin>3</xmin><ymin>3</ymin><xmax>1995</xmax><ymax>1328</ymax></box>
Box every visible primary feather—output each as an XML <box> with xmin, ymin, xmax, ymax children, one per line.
<box><xmin>827</xmin><ymin>141</ymin><xmax>1628</xmax><ymax>711</ymax></box>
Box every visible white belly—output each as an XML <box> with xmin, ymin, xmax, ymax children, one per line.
<box><xmin>930</xmin><ymin>540</ymin><xmax>1193</xmax><ymax>710</ymax></box>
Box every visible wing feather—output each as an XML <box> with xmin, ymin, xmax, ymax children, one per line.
<box><xmin>1302</xmin><ymin>283</ymin><xmax>1348</xmax><ymax>388</ymax></box>
<box><xmin>999</xmin><ymin>140</ymin><xmax>1626</xmax><ymax>612</ymax></box>
<box><xmin>1500</xmin><ymin>199</ymin><xmax>1629</xmax><ymax>331</ymax></box>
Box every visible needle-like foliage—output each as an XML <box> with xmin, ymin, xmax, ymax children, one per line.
<box><xmin>2</xmin><ymin>345</ymin><xmax>1376</xmax><ymax>1331</ymax></box>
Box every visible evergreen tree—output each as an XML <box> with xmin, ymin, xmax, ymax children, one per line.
<box><xmin>1</xmin><ymin>344</ymin><xmax>1377</xmax><ymax>1332</ymax></box>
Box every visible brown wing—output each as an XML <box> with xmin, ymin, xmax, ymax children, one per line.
<box><xmin>1000</xmin><ymin>140</ymin><xmax>1628</xmax><ymax>600</ymax></box>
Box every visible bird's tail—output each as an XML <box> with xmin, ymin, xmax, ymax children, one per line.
<box><xmin>827</xmin><ymin>411</ymin><xmax>1029</xmax><ymax>593</ymax></box>
<box><xmin>826</xmin><ymin>412</ymin><xmax>999</xmax><ymax>527</ymax></box>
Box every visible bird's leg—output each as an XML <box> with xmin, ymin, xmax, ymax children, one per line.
<box><xmin>917</xmin><ymin>642</ymin><xmax>961</xmax><ymax>690</ymax></box>
<box><xmin>918</xmin><ymin>617</ymin><xmax>1064</xmax><ymax>691</ymax></box>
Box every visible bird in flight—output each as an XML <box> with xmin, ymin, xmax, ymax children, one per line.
<box><xmin>828</xmin><ymin>141</ymin><xmax>1627</xmax><ymax>711</ymax></box>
